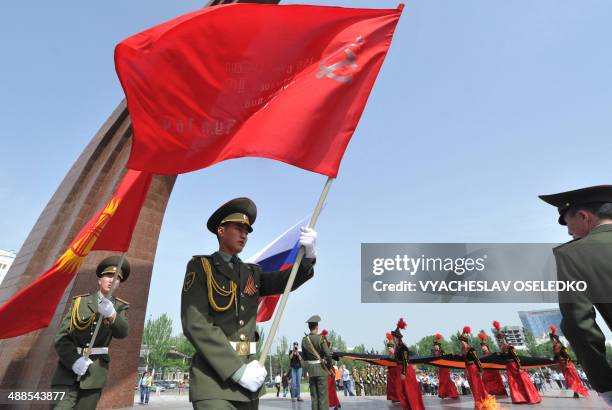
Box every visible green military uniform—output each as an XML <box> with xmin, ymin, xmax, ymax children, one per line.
<box><xmin>540</xmin><ymin>186</ymin><xmax>612</xmax><ymax>393</ymax></box>
<box><xmin>301</xmin><ymin>315</ymin><xmax>332</xmax><ymax>410</ymax></box>
<box><xmin>363</xmin><ymin>367</ymin><xmax>371</xmax><ymax>396</ymax></box>
<box><xmin>51</xmin><ymin>256</ymin><xmax>130</xmax><ymax>410</ymax></box>
<box><xmin>182</xmin><ymin>198</ymin><xmax>315</xmax><ymax>409</ymax></box>
<box><xmin>352</xmin><ymin>368</ymin><xmax>362</xmax><ymax>396</ymax></box>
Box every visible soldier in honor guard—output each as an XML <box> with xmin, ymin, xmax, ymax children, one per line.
<box><xmin>360</xmin><ymin>367</ymin><xmax>369</xmax><ymax>396</ymax></box>
<box><xmin>539</xmin><ymin>185</ymin><xmax>612</xmax><ymax>405</ymax></box>
<box><xmin>181</xmin><ymin>197</ymin><xmax>317</xmax><ymax>409</ymax></box>
<box><xmin>302</xmin><ymin>315</ymin><xmax>333</xmax><ymax>410</ymax></box>
<box><xmin>352</xmin><ymin>367</ymin><xmax>362</xmax><ymax>397</ymax></box>
<box><xmin>51</xmin><ymin>256</ymin><xmax>131</xmax><ymax>409</ymax></box>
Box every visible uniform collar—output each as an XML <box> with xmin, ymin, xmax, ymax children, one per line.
<box><xmin>589</xmin><ymin>222</ymin><xmax>612</xmax><ymax>235</ymax></box>
<box><xmin>217</xmin><ymin>250</ymin><xmax>233</xmax><ymax>262</ymax></box>
<box><xmin>97</xmin><ymin>291</ymin><xmax>114</xmax><ymax>302</ymax></box>
<box><xmin>212</xmin><ymin>252</ymin><xmax>240</xmax><ymax>283</ymax></box>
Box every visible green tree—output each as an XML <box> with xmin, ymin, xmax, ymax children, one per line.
<box><xmin>327</xmin><ymin>329</ymin><xmax>348</xmax><ymax>352</ymax></box>
<box><xmin>349</xmin><ymin>344</ymin><xmax>368</xmax><ymax>369</ymax></box>
<box><xmin>275</xmin><ymin>336</ymin><xmax>290</xmax><ymax>374</ymax></box>
<box><xmin>523</xmin><ymin>329</ymin><xmax>539</xmax><ymax>357</ymax></box>
<box><xmin>142</xmin><ymin>314</ymin><xmax>173</xmax><ymax>372</ymax></box>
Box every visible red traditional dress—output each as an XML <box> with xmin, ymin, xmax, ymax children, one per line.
<box><xmin>392</xmin><ymin>319</ymin><xmax>425</xmax><ymax>410</ymax></box>
<box><xmin>550</xmin><ymin>326</ymin><xmax>589</xmax><ymax>398</ymax></box>
<box><xmin>478</xmin><ymin>333</ymin><xmax>507</xmax><ymax>397</ymax></box>
<box><xmin>433</xmin><ymin>334</ymin><xmax>459</xmax><ymax>399</ymax></box>
<box><xmin>321</xmin><ymin>331</ymin><xmax>341</xmax><ymax>408</ymax></box>
<box><xmin>386</xmin><ymin>332</ymin><xmax>400</xmax><ymax>401</ymax></box>
<box><xmin>459</xmin><ymin>327</ymin><xmax>496</xmax><ymax>410</ymax></box>
<box><xmin>327</xmin><ymin>373</ymin><xmax>341</xmax><ymax>408</ymax></box>
<box><xmin>492</xmin><ymin>321</ymin><xmax>540</xmax><ymax>404</ymax></box>
<box><xmin>502</xmin><ymin>345</ymin><xmax>541</xmax><ymax>404</ymax></box>
<box><xmin>387</xmin><ymin>365</ymin><xmax>401</xmax><ymax>401</ymax></box>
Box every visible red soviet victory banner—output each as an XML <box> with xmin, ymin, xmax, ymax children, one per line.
<box><xmin>0</xmin><ymin>170</ymin><xmax>152</xmax><ymax>339</ymax></box>
<box><xmin>115</xmin><ymin>3</ymin><xmax>403</xmax><ymax>177</ymax></box>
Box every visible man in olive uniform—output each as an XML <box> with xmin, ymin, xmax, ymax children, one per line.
<box><xmin>182</xmin><ymin>197</ymin><xmax>317</xmax><ymax>409</ymax></box>
<box><xmin>51</xmin><ymin>256</ymin><xmax>130</xmax><ymax>409</ymax></box>
<box><xmin>301</xmin><ymin>315</ymin><xmax>333</xmax><ymax>410</ymax></box>
<box><xmin>360</xmin><ymin>367</ymin><xmax>368</xmax><ymax>396</ymax></box>
<box><xmin>352</xmin><ymin>367</ymin><xmax>362</xmax><ymax>396</ymax></box>
<box><xmin>540</xmin><ymin>185</ymin><xmax>612</xmax><ymax>405</ymax></box>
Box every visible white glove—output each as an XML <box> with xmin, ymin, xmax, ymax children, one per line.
<box><xmin>97</xmin><ymin>297</ymin><xmax>116</xmax><ymax>318</ymax></box>
<box><xmin>72</xmin><ymin>357</ymin><xmax>93</xmax><ymax>376</ymax></box>
<box><xmin>299</xmin><ymin>227</ymin><xmax>317</xmax><ymax>259</ymax></box>
<box><xmin>238</xmin><ymin>360</ymin><xmax>267</xmax><ymax>392</ymax></box>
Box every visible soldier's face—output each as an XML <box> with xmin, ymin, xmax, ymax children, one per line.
<box><xmin>564</xmin><ymin>211</ymin><xmax>592</xmax><ymax>239</ymax></box>
<box><xmin>98</xmin><ymin>274</ymin><xmax>120</xmax><ymax>294</ymax></box>
<box><xmin>218</xmin><ymin>222</ymin><xmax>249</xmax><ymax>254</ymax></box>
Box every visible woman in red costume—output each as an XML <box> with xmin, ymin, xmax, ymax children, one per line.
<box><xmin>492</xmin><ymin>321</ymin><xmax>540</xmax><ymax>404</ymax></box>
<box><xmin>458</xmin><ymin>326</ymin><xmax>496</xmax><ymax>410</ymax></box>
<box><xmin>432</xmin><ymin>333</ymin><xmax>459</xmax><ymax>399</ymax></box>
<box><xmin>320</xmin><ymin>330</ymin><xmax>341</xmax><ymax>409</ymax></box>
<box><xmin>477</xmin><ymin>331</ymin><xmax>507</xmax><ymax>397</ymax></box>
<box><xmin>386</xmin><ymin>332</ymin><xmax>400</xmax><ymax>402</ymax></box>
<box><xmin>392</xmin><ymin>318</ymin><xmax>425</xmax><ymax>410</ymax></box>
<box><xmin>549</xmin><ymin>325</ymin><xmax>589</xmax><ymax>398</ymax></box>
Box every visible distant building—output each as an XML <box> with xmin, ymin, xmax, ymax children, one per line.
<box><xmin>518</xmin><ymin>309</ymin><xmax>563</xmax><ymax>340</ymax></box>
<box><xmin>0</xmin><ymin>249</ymin><xmax>16</xmax><ymax>285</ymax></box>
<box><xmin>499</xmin><ymin>325</ymin><xmax>526</xmax><ymax>347</ymax></box>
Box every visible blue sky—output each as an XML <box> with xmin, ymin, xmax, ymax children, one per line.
<box><xmin>1</xmin><ymin>0</ymin><xmax>611</xmax><ymax>350</ymax></box>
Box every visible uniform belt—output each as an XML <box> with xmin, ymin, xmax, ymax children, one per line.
<box><xmin>229</xmin><ymin>341</ymin><xmax>256</xmax><ymax>356</ymax></box>
<box><xmin>306</xmin><ymin>359</ymin><xmax>320</xmax><ymax>364</ymax></box>
<box><xmin>76</xmin><ymin>347</ymin><xmax>109</xmax><ymax>355</ymax></box>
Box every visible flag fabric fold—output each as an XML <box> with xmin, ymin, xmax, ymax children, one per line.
<box><xmin>115</xmin><ymin>3</ymin><xmax>403</xmax><ymax>177</ymax></box>
<box><xmin>247</xmin><ymin>215</ymin><xmax>309</xmax><ymax>323</ymax></box>
<box><xmin>0</xmin><ymin>170</ymin><xmax>152</xmax><ymax>339</ymax></box>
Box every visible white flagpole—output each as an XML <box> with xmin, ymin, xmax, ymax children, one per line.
<box><xmin>259</xmin><ymin>177</ymin><xmax>334</xmax><ymax>364</ymax></box>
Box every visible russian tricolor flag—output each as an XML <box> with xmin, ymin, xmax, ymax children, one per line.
<box><xmin>247</xmin><ymin>215</ymin><xmax>309</xmax><ymax>322</ymax></box>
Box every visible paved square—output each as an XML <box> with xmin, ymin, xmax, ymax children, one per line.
<box><xmin>128</xmin><ymin>390</ymin><xmax>610</xmax><ymax>409</ymax></box>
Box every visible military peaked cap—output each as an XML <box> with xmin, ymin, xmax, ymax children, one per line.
<box><xmin>207</xmin><ymin>197</ymin><xmax>257</xmax><ymax>234</ymax></box>
<box><xmin>539</xmin><ymin>185</ymin><xmax>612</xmax><ymax>225</ymax></box>
<box><xmin>306</xmin><ymin>314</ymin><xmax>321</xmax><ymax>324</ymax></box>
<box><xmin>96</xmin><ymin>256</ymin><xmax>131</xmax><ymax>282</ymax></box>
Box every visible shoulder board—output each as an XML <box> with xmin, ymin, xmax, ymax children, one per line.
<box><xmin>192</xmin><ymin>254</ymin><xmax>212</xmax><ymax>259</ymax></box>
<box><xmin>72</xmin><ymin>293</ymin><xmax>90</xmax><ymax>299</ymax></box>
<box><xmin>115</xmin><ymin>297</ymin><xmax>130</xmax><ymax>305</ymax></box>
<box><xmin>553</xmin><ymin>237</ymin><xmax>581</xmax><ymax>252</ymax></box>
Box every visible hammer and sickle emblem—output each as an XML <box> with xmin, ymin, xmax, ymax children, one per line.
<box><xmin>316</xmin><ymin>36</ymin><xmax>365</xmax><ymax>83</ymax></box>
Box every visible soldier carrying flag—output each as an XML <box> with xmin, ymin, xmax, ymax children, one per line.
<box><xmin>51</xmin><ymin>256</ymin><xmax>131</xmax><ymax>410</ymax></box>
